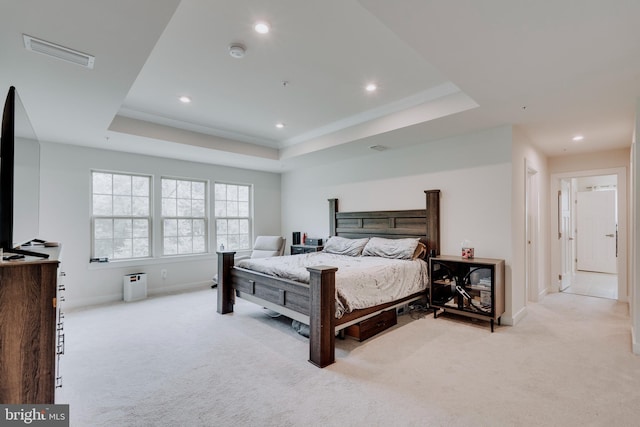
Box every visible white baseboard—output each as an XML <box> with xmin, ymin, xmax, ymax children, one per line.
<box><xmin>148</xmin><ymin>280</ymin><xmax>211</xmax><ymax>296</ymax></box>
<box><xmin>633</xmin><ymin>327</ymin><xmax>640</xmax><ymax>355</ymax></box>
<box><xmin>501</xmin><ymin>306</ymin><xmax>528</xmax><ymax>326</ymax></box>
<box><xmin>66</xmin><ymin>293</ymin><xmax>123</xmax><ymax>311</ymax></box>
<box><xmin>65</xmin><ymin>280</ymin><xmax>212</xmax><ymax>311</ymax></box>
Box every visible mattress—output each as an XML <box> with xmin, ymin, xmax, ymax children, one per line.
<box><xmin>236</xmin><ymin>252</ymin><xmax>429</xmax><ymax>318</ymax></box>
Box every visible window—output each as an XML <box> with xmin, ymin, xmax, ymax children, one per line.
<box><xmin>161</xmin><ymin>178</ymin><xmax>207</xmax><ymax>255</ymax></box>
<box><xmin>214</xmin><ymin>182</ymin><xmax>251</xmax><ymax>251</ymax></box>
<box><xmin>92</xmin><ymin>171</ymin><xmax>151</xmax><ymax>260</ymax></box>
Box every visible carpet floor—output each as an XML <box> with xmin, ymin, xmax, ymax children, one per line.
<box><xmin>57</xmin><ymin>287</ymin><xmax>640</xmax><ymax>426</ymax></box>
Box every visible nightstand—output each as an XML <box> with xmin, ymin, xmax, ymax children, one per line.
<box><xmin>429</xmin><ymin>255</ymin><xmax>505</xmax><ymax>332</ymax></box>
<box><xmin>291</xmin><ymin>244</ymin><xmax>324</xmax><ymax>255</ymax></box>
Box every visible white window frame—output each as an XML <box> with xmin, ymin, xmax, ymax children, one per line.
<box><xmin>161</xmin><ymin>177</ymin><xmax>208</xmax><ymax>256</ymax></box>
<box><xmin>91</xmin><ymin>171</ymin><xmax>152</xmax><ymax>261</ymax></box>
<box><xmin>214</xmin><ymin>182</ymin><xmax>252</xmax><ymax>252</ymax></box>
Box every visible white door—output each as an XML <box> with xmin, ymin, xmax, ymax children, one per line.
<box><xmin>559</xmin><ymin>180</ymin><xmax>573</xmax><ymax>291</ymax></box>
<box><xmin>576</xmin><ymin>190</ymin><xmax>617</xmax><ymax>274</ymax></box>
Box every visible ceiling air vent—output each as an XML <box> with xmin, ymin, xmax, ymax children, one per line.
<box><xmin>23</xmin><ymin>34</ymin><xmax>95</xmax><ymax>69</ymax></box>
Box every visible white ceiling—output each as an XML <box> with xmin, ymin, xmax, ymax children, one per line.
<box><xmin>1</xmin><ymin>0</ymin><xmax>639</xmax><ymax>173</ymax></box>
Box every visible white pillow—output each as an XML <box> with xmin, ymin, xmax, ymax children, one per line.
<box><xmin>323</xmin><ymin>236</ymin><xmax>369</xmax><ymax>256</ymax></box>
<box><xmin>362</xmin><ymin>237</ymin><xmax>420</xmax><ymax>260</ymax></box>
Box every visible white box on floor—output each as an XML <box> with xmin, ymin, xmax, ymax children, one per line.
<box><xmin>123</xmin><ymin>273</ymin><xmax>147</xmax><ymax>302</ymax></box>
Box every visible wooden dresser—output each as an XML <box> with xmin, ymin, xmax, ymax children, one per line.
<box><xmin>0</xmin><ymin>247</ymin><xmax>63</xmax><ymax>404</ymax></box>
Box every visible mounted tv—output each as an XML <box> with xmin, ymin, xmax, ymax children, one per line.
<box><xmin>0</xmin><ymin>86</ymin><xmax>47</xmax><ymax>258</ymax></box>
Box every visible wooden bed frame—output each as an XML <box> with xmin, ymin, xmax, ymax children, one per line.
<box><xmin>217</xmin><ymin>189</ymin><xmax>441</xmax><ymax>367</ymax></box>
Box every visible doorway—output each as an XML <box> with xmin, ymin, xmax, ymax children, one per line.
<box><xmin>552</xmin><ymin>171</ymin><xmax>624</xmax><ymax>301</ymax></box>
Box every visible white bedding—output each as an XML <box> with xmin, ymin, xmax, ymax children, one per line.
<box><xmin>236</xmin><ymin>252</ymin><xmax>429</xmax><ymax>318</ymax></box>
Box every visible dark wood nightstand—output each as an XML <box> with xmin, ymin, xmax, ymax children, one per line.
<box><xmin>291</xmin><ymin>244</ymin><xmax>324</xmax><ymax>255</ymax></box>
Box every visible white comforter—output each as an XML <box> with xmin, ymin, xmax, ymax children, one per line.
<box><xmin>236</xmin><ymin>252</ymin><xmax>429</xmax><ymax>318</ymax></box>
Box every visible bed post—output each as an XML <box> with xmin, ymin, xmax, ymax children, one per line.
<box><xmin>307</xmin><ymin>265</ymin><xmax>338</xmax><ymax>368</ymax></box>
<box><xmin>425</xmin><ymin>190</ymin><xmax>441</xmax><ymax>257</ymax></box>
<box><xmin>328</xmin><ymin>198</ymin><xmax>338</xmax><ymax>236</ymax></box>
<box><xmin>217</xmin><ymin>251</ymin><xmax>236</xmax><ymax>314</ymax></box>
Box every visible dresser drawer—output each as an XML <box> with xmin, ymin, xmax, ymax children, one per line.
<box><xmin>345</xmin><ymin>309</ymin><xmax>397</xmax><ymax>341</ymax></box>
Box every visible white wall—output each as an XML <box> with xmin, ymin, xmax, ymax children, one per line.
<box><xmin>281</xmin><ymin>125</ymin><xmax>520</xmax><ymax>322</ymax></box>
<box><xmin>548</xmin><ymin>148</ymin><xmax>630</xmax><ymax>173</ymax></box>
<box><xmin>14</xmin><ymin>136</ymin><xmax>40</xmax><ymax>247</ymax></box>
<box><xmin>512</xmin><ymin>127</ymin><xmax>549</xmax><ymax>320</ymax></box>
<box><xmin>632</xmin><ymin>99</ymin><xmax>640</xmax><ymax>354</ymax></box>
<box><xmin>38</xmin><ymin>142</ymin><xmax>281</xmax><ymax>309</ymax></box>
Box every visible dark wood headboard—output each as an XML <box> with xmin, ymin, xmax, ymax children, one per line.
<box><xmin>328</xmin><ymin>190</ymin><xmax>441</xmax><ymax>258</ymax></box>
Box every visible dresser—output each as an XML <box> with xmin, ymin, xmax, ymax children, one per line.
<box><xmin>0</xmin><ymin>247</ymin><xmax>63</xmax><ymax>404</ymax></box>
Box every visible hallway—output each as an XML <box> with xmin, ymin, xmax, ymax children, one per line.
<box><xmin>562</xmin><ymin>270</ymin><xmax>617</xmax><ymax>299</ymax></box>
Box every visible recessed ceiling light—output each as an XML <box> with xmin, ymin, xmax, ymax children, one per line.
<box><xmin>572</xmin><ymin>135</ymin><xmax>584</xmax><ymax>141</ymax></box>
<box><xmin>179</xmin><ymin>96</ymin><xmax>192</xmax><ymax>103</ymax></box>
<box><xmin>365</xmin><ymin>83</ymin><xmax>377</xmax><ymax>92</ymax></box>
<box><xmin>275</xmin><ymin>122</ymin><xmax>285</xmax><ymax>129</ymax></box>
<box><xmin>254</xmin><ymin>22</ymin><xmax>270</xmax><ymax>34</ymax></box>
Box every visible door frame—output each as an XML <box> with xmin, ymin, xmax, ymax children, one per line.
<box><xmin>550</xmin><ymin>167</ymin><xmax>627</xmax><ymax>302</ymax></box>
<box><xmin>525</xmin><ymin>159</ymin><xmax>540</xmax><ymax>303</ymax></box>
<box><xmin>558</xmin><ymin>177</ymin><xmax>574</xmax><ymax>291</ymax></box>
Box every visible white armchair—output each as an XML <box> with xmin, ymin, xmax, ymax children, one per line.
<box><xmin>236</xmin><ymin>235</ymin><xmax>286</xmax><ymax>261</ymax></box>
<box><xmin>212</xmin><ymin>236</ymin><xmax>286</xmax><ymax>287</ymax></box>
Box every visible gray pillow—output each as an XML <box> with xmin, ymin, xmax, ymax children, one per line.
<box><xmin>323</xmin><ymin>236</ymin><xmax>370</xmax><ymax>256</ymax></box>
<box><xmin>362</xmin><ymin>237</ymin><xmax>420</xmax><ymax>260</ymax></box>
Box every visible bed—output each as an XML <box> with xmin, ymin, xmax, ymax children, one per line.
<box><xmin>216</xmin><ymin>189</ymin><xmax>441</xmax><ymax>367</ymax></box>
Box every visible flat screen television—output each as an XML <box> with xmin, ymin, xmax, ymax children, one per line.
<box><xmin>0</xmin><ymin>86</ymin><xmax>47</xmax><ymax>258</ymax></box>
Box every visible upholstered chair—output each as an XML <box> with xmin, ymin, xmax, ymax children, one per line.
<box><xmin>212</xmin><ymin>236</ymin><xmax>286</xmax><ymax>287</ymax></box>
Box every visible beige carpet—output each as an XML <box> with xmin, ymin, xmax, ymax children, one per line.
<box><xmin>57</xmin><ymin>287</ymin><xmax>640</xmax><ymax>426</ymax></box>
